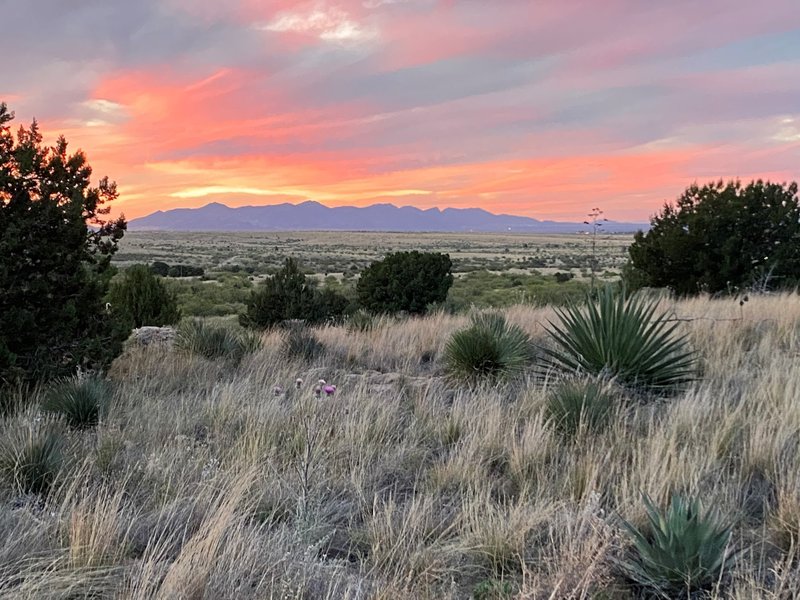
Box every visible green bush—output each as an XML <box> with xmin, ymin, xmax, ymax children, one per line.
<box><xmin>544</xmin><ymin>378</ymin><xmax>615</xmax><ymax>436</ymax></box>
<box><xmin>167</xmin><ymin>273</ymin><xmax>252</xmax><ymax>317</ymax></box>
<box><xmin>167</xmin><ymin>264</ymin><xmax>204</xmax><ymax>277</ymax></box>
<box><xmin>0</xmin><ymin>102</ymin><xmax>128</xmax><ymax>386</ymax></box>
<box><xmin>446</xmin><ymin>270</ymin><xmax>587</xmax><ymax>311</ymax></box>
<box><xmin>444</xmin><ymin>313</ymin><xmax>532</xmax><ymax>382</ymax></box>
<box><xmin>42</xmin><ymin>376</ymin><xmax>111</xmax><ymax>429</ymax></box>
<box><xmin>241</xmin><ymin>258</ymin><xmax>348</xmax><ymax>329</ymax></box>
<box><xmin>108</xmin><ymin>264</ymin><xmax>181</xmax><ymax>328</ymax></box>
<box><xmin>150</xmin><ymin>261</ymin><xmax>170</xmax><ymax>276</ymax></box>
<box><xmin>619</xmin><ymin>494</ymin><xmax>734</xmax><ymax>596</ymax></box>
<box><xmin>627</xmin><ymin>179</ymin><xmax>800</xmax><ymax>294</ymax></box>
<box><xmin>542</xmin><ymin>286</ymin><xmax>696</xmax><ymax>394</ymax></box>
<box><xmin>357</xmin><ymin>251</ymin><xmax>453</xmax><ymax>315</ymax></box>
<box><xmin>176</xmin><ymin>319</ymin><xmax>260</xmax><ymax>363</ymax></box>
<box><xmin>0</xmin><ymin>420</ymin><xmax>65</xmax><ymax>496</ymax></box>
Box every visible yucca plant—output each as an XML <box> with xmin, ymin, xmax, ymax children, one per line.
<box><xmin>541</xmin><ymin>286</ymin><xmax>696</xmax><ymax>394</ymax></box>
<box><xmin>0</xmin><ymin>419</ymin><xmax>65</xmax><ymax>495</ymax></box>
<box><xmin>544</xmin><ymin>378</ymin><xmax>615</xmax><ymax>436</ymax></box>
<box><xmin>283</xmin><ymin>324</ymin><xmax>326</xmax><ymax>362</ymax></box>
<box><xmin>176</xmin><ymin>319</ymin><xmax>261</xmax><ymax>363</ymax></box>
<box><xmin>444</xmin><ymin>312</ymin><xmax>532</xmax><ymax>382</ymax></box>
<box><xmin>42</xmin><ymin>376</ymin><xmax>111</xmax><ymax>429</ymax></box>
<box><xmin>619</xmin><ymin>494</ymin><xmax>734</xmax><ymax>597</ymax></box>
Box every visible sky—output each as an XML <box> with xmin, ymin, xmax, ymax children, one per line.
<box><xmin>2</xmin><ymin>0</ymin><xmax>799</xmax><ymax>222</ymax></box>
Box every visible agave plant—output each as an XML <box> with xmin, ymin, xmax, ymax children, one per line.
<box><xmin>541</xmin><ymin>286</ymin><xmax>696</xmax><ymax>394</ymax></box>
<box><xmin>444</xmin><ymin>312</ymin><xmax>532</xmax><ymax>382</ymax></box>
<box><xmin>619</xmin><ymin>494</ymin><xmax>734</xmax><ymax>597</ymax></box>
<box><xmin>42</xmin><ymin>376</ymin><xmax>111</xmax><ymax>429</ymax></box>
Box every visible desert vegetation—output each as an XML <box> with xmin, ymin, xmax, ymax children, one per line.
<box><xmin>1</xmin><ymin>293</ymin><xmax>800</xmax><ymax>598</ymax></box>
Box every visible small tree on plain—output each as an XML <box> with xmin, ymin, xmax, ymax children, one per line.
<box><xmin>0</xmin><ymin>102</ymin><xmax>128</xmax><ymax>385</ymax></box>
<box><xmin>108</xmin><ymin>264</ymin><xmax>181</xmax><ymax>328</ymax></box>
<box><xmin>626</xmin><ymin>179</ymin><xmax>800</xmax><ymax>295</ymax></box>
<box><xmin>357</xmin><ymin>251</ymin><xmax>453</xmax><ymax>315</ymax></box>
<box><xmin>241</xmin><ymin>258</ymin><xmax>348</xmax><ymax>328</ymax></box>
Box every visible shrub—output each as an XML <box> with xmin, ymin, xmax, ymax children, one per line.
<box><xmin>357</xmin><ymin>251</ymin><xmax>453</xmax><ymax>315</ymax></box>
<box><xmin>282</xmin><ymin>324</ymin><xmax>326</xmax><ymax>362</ymax></box>
<box><xmin>627</xmin><ymin>179</ymin><xmax>800</xmax><ymax>294</ymax></box>
<box><xmin>544</xmin><ymin>378</ymin><xmax>615</xmax><ymax>436</ymax></box>
<box><xmin>241</xmin><ymin>258</ymin><xmax>348</xmax><ymax>329</ymax></box>
<box><xmin>167</xmin><ymin>264</ymin><xmax>204</xmax><ymax>277</ymax></box>
<box><xmin>347</xmin><ymin>308</ymin><xmax>376</xmax><ymax>333</ymax></box>
<box><xmin>150</xmin><ymin>261</ymin><xmax>170</xmax><ymax>276</ymax></box>
<box><xmin>541</xmin><ymin>286</ymin><xmax>696</xmax><ymax>394</ymax></box>
<box><xmin>108</xmin><ymin>264</ymin><xmax>181</xmax><ymax>328</ymax></box>
<box><xmin>176</xmin><ymin>319</ymin><xmax>260</xmax><ymax>363</ymax></box>
<box><xmin>619</xmin><ymin>494</ymin><xmax>734</xmax><ymax>596</ymax></box>
<box><xmin>444</xmin><ymin>313</ymin><xmax>532</xmax><ymax>382</ymax></box>
<box><xmin>0</xmin><ymin>102</ymin><xmax>128</xmax><ymax>386</ymax></box>
<box><xmin>41</xmin><ymin>376</ymin><xmax>111</xmax><ymax>429</ymax></box>
<box><xmin>0</xmin><ymin>419</ymin><xmax>65</xmax><ymax>495</ymax></box>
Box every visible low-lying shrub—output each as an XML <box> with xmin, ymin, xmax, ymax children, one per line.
<box><xmin>176</xmin><ymin>319</ymin><xmax>261</xmax><ymax>363</ymax></box>
<box><xmin>42</xmin><ymin>376</ymin><xmax>111</xmax><ymax>429</ymax></box>
<box><xmin>444</xmin><ymin>312</ymin><xmax>532</xmax><ymax>382</ymax></box>
<box><xmin>0</xmin><ymin>419</ymin><xmax>65</xmax><ymax>496</ymax></box>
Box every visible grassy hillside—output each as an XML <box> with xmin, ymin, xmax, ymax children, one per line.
<box><xmin>1</xmin><ymin>294</ymin><xmax>799</xmax><ymax>598</ymax></box>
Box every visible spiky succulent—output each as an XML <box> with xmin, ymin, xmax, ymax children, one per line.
<box><xmin>619</xmin><ymin>493</ymin><xmax>735</xmax><ymax>597</ymax></box>
<box><xmin>541</xmin><ymin>286</ymin><xmax>697</xmax><ymax>394</ymax></box>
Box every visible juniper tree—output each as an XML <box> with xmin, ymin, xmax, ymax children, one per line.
<box><xmin>0</xmin><ymin>102</ymin><xmax>128</xmax><ymax>385</ymax></box>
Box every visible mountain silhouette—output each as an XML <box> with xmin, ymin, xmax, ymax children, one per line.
<box><xmin>128</xmin><ymin>201</ymin><xmax>646</xmax><ymax>233</ymax></box>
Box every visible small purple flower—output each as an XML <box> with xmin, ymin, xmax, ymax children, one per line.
<box><xmin>323</xmin><ymin>385</ymin><xmax>336</xmax><ymax>397</ymax></box>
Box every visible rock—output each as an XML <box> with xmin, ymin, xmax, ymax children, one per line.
<box><xmin>129</xmin><ymin>326</ymin><xmax>176</xmax><ymax>347</ymax></box>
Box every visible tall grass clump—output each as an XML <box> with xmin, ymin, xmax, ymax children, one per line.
<box><xmin>542</xmin><ymin>286</ymin><xmax>697</xmax><ymax>394</ymax></box>
<box><xmin>42</xmin><ymin>376</ymin><xmax>111</xmax><ymax>429</ymax></box>
<box><xmin>0</xmin><ymin>420</ymin><xmax>65</xmax><ymax>495</ymax></box>
<box><xmin>619</xmin><ymin>494</ymin><xmax>735</xmax><ymax>597</ymax></box>
<box><xmin>282</xmin><ymin>324</ymin><xmax>326</xmax><ymax>362</ymax></box>
<box><xmin>444</xmin><ymin>312</ymin><xmax>532</xmax><ymax>382</ymax></box>
<box><xmin>544</xmin><ymin>378</ymin><xmax>615</xmax><ymax>436</ymax></box>
<box><xmin>176</xmin><ymin>319</ymin><xmax>261</xmax><ymax>363</ymax></box>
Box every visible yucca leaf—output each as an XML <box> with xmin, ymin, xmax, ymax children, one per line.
<box><xmin>541</xmin><ymin>286</ymin><xmax>697</xmax><ymax>394</ymax></box>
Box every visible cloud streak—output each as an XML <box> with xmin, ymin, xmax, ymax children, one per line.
<box><xmin>2</xmin><ymin>0</ymin><xmax>799</xmax><ymax>220</ymax></box>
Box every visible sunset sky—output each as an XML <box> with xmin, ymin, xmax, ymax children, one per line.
<box><xmin>2</xmin><ymin>1</ymin><xmax>799</xmax><ymax>221</ymax></box>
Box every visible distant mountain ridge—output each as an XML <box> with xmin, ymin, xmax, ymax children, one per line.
<box><xmin>128</xmin><ymin>201</ymin><xmax>647</xmax><ymax>233</ymax></box>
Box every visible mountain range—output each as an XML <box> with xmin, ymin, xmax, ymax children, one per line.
<box><xmin>128</xmin><ymin>201</ymin><xmax>647</xmax><ymax>233</ymax></box>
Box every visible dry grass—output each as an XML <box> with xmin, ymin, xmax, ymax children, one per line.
<box><xmin>1</xmin><ymin>293</ymin><xmax>799</xmax><ymax>598</ymax></box>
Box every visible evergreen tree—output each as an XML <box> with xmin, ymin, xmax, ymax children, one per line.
<box><xmin>0</xmin><ymin>102</ymin><xmax>128</xmax><ymax>385</ymax></box>
<box><xmin>241</xmin><ymin>258</ymin><xmax>348</xmax><ymax>328</ymax></box>
<box><xmin>108</xmin><ymin>265</ymin><xmax>181</xmax><ymax>328</ymax></box>
<box><xmin>626</xmin><ymin>180</ymin><xmax>800</xmax><ymax>295</ymax></box>
<box><xmin>357</xmin><ymin>251</ymin><xmax>453</xmax><ymax>314</ymax></box>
